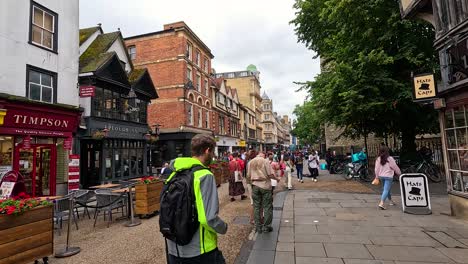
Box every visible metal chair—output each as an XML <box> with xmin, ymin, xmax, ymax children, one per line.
<box><xmin>93</xmin><ymin>189</ymin><xmax>127</xmax><ymax>228</ymax></box>
<box><xmin>54</xmin><ymin>195</ymin><xmax>79</xmax><ymax>235</ymax></box>
<box><xmin>72</xmin><ymin>190</ymin><xmax>95</xmax><ymax>219</ymax></box>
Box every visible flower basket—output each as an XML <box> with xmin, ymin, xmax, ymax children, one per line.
<box><xmin>0</xmin><ymin>206</ymin><xmax>53</xmax><ymax>264</ymax></box>
<box><xmin>220</xmin><ymin>162</ymin><xmax>230</xmax><ymax>184</ymax></box>
<box><xmin>135</xmin><ymin>180</ymin><xmax>164</xmax><ymax>215</ymax></box>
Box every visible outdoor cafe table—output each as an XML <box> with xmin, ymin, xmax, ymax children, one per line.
<box><xmin>112</xmin><ymin>184</ymin><xmax>140</xmax><ymax>227</ymax></box>
<box><xmin>89</xmin><ymin>183</ymin><xmax>121</xmax><ymax>189</ymax></box>
<box><xmin>37</xmin><ymin>196</ymin><xmax>63</xmax><ymax>201</ymax></box>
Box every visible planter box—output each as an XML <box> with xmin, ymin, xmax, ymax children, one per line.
<box><xmin>212</xmin><ymin>168</ymin><xmax>223</xmax><ymax>187</ymax></box>
<box><xmin>135</xmin><ymin>181</ymin><xmax>163</xmax><ymax>215</ymax></box>
<box><xmin>0</xmin><ymin>206</ymin><xmax>53</xmax><ymax>264</ymax></box>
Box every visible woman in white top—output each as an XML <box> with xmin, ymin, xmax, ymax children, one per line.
<box><xmin>308</xmin><ymin>150</ymin><xmax>319</xmax><ymax>182</ymax></box>
<box><xmin>284</xmin><ymin>156</ymin><xmax>294</xmax><ymax>190</ymax></box>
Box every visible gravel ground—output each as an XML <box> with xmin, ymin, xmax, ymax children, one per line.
<box><xmin>50</xmin><ymin>182</ymin><xmax>252</xmax><ymax>264</ymax></box>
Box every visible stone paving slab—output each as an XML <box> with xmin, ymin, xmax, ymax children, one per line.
<box><xmin>370</xmin><ymin>235</ymin><xmax>443</xmax><ymax>247</ymax></box>
<box><xmin>330</xmin><ymin>234</ymin><xmax>372</xmax><ymax>244</ymax></box>
<box><xmin>276</xmin><ymin>242</ymin><xmax>294</xmax><ymax>252</ymax></box>
<box><xmin>247</xmin><ymin>249</ymin><xmax>275</xmax><ymax>264</ymax></box>
<box><xmin>295</xmin><ymin>234</ymin><xmax>331</xmax><ymax>243</ymax></box>
<box><xmin>366</xmin><ymin>245</ymin><xmax>452</xmax><ymax>263</ymax></box>
<box><xmin>296</xmin><ymin>257</ymin><xmax>344</xmax><ymax>264</ymax></box>
<box><xmin>344</xmin><ymin>260</ymin><xmax>395</xmax><ymax>264</ymax></box>
<box><xmin>294</xmin><ymin>224</ymin><xmax>318</xmax><ymax>234</ymax></box>
<box><xmin>437</xmin><ymin>248</ymin><xmax>468</xmax><ymax>263</ymax></box>
<box><xmin>274</xmin><ymin>252</ymin><xmax>294</xmax><ymax>264</ymax></box>
<box><xmin>295</xmin><ymin>242</ymin><xmax>326</xmax><ymax>257</ymax></box>
<box><xmin>324</xmin><ymin>243</ymin><xmax>373</xmax><ymax>259</ymax></box>
<box><xmin>425</xmin><ymin>231</ymin><xmax>468</xmax><ymax>248</ymax></box>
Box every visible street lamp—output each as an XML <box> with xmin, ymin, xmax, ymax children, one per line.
<box><xmin>148</xmin><ymin>124</ymin><xmax>161</xmax><ymax>175</ymax></box>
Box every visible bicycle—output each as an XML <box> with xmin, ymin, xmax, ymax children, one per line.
<box><xmin>399</xmin><ymin>153</ymin><xmax>442</xmax><ymax>183</ymax></box>
<box><xmin>344</xmin><ymin>161</ymin><xmax>373</xmax><ymax>182</ymax></box>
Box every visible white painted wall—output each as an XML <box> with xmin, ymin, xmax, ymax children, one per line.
<box><xmin>79</xmin><ymin>29</ymin><xmax>100</xmax><ymax>55</ymax></box>
<box><xmin>0</xmin><ymin>0</ymin><xmax>79</xmax><ymax>107</ymax></box>
<box><xmin>108</xmin><ymin>38</ymin><xmax>132</xmax><ymax>73</ymax></box>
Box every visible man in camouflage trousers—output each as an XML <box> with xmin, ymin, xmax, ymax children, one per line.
<box><xmin>247</xmin><ymin>152</ymin><xmax>281</xmax><ymax>233</ymax></box>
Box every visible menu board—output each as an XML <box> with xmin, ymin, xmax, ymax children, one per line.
<box><xmin>0</xmin><ymin>182</ymin><xmax>15</xmax><ymax>199</ymax></box>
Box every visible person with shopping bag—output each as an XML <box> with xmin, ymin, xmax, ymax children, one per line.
<box><xmin>228</xmin><ymin>152</ymin><xmax>247</xmax><ymax>202</ymax></box>
<box><xmin>374</xmin><ymin>146</ymin><xmax>401</xmax><ymax>210</ymax></box>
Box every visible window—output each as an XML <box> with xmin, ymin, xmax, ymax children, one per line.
<box><xmin>196</xmin><ymin>74</ymin><xmax>201</xmax><ymax>92</ymax></box>
<box><xmin>187</xmin><ymin>68</ymin><xmax>192</xmax><ymax>81</ymax></box>
<box><xmin>188</xmin><ymin>104</ymin><xmax>193</xmax><ymax>125</ymax></box>
<box><xmin>196</xmin><ymin>50</ymin><xmax>201</xmax><ymax>66</ymax></box>
<box><xmin>27</xmin><ymin>65</ymin><xmax>56</xmax><ymax>103</ymax></box>
<box><xmin>227</xmin><ymin>99</ymin><xmax>232</xmax><ymax>109</ymax></box>
<box><xmin>204</xmin><ymin>58</ymin><xmax>209</xmax><ymax>72</ymax></box>
<box><xmin>264</xmin><ymin>114</ymin><xmax>270</xmax><ymax>120</ymax></box>
<box><xmin>30</xmin><ymin>2</ymin><xmax>57</xmax><ymax>51</ymax></box>
<box><xmin>219</xmin><ymin>116</ymin><xmax>225</xmax><ymax>134</ymax></box>
<box><xmin>233</xmin><ymin>103</ymin><xmax>238</xmax><ymax>113</ymax></box>
<box><xmin>445</xmin><ymin>105</ymin><xmax>468</xmax><ymax>194</ymax></box>
<box><xmin>204</xmin><ymin>79</ymin><xmax>209</xmax><ymax>96</ymax></box>
<box><xmin>198</xmin><ymin>108</ymin><xmax>202</xmax><ymax>127</ymax></box>
<box><xmin>186</xmin><ymin>41</ymin><xmax>192</xmax><ymax>60</ymax></box>
<box><xmin>128</xmin><ymin>46</ymin><xmax>136</xmax><ymax>60</ymax></box>
<box><xmin>218</xmin><ymin>93</ymin><xmax>225</xmax><ymax>105</ymax></box>
<box><xmin>205</xmin><ymin>111</ymin><xmax>209</xmax><ymax>128</ymax></box>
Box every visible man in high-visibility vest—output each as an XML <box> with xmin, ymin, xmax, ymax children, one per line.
<box><xmin>166</xmin><ymin>134</ymin><xmax>228</xmax><ymax>263</ymax></box>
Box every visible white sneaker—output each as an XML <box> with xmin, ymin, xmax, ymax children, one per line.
<box><xmin>314</xmin><ymin>179</ymin><xmax>318</xmax><ymax>182</ymax></box>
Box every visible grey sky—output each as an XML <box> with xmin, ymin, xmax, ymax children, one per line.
<box><xmin>79</xmin><ymin>0</ymin><xmax>320</xmax><ymax>118</ymax></box>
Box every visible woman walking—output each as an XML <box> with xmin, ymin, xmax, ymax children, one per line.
<box><xmin>374</xmin><ymin>146</ymin><xmax>401</xmax><ymax>210</ymax></box>
<box><xmin>295</xmin><ymin>153</ymin><xmax>304</xmax><ymax>183</ymax></box>
<box><xmin>228</xmin><ymin>152</ymin><xmax>247</xmax><ymax>202</ymax></box>
<box><xmin>308</xmin><ymin>150</ymin><xmax>319</xmax><ymax>182</ymax></box>
<box><xmin>284</xmin><ymin>156</ymin><xmax>294</xmax><ymax>190</ymax></box>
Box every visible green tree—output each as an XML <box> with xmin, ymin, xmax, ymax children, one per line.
<box><xmin>291</xmin><ymin>0</ymin><xmax>439</xmax><ymax>155</ymax></box>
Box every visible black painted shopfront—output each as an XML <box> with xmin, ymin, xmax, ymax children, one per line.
<box><xmin>79</xmin><ymin>118</ymin><xmax>150</xmax><ymax>188</ymax></box>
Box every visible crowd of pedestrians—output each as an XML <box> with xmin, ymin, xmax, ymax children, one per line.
<box><xmin>215</xmin><ymin>148</ymin><xmax>327</xmax><ymax>234</ymax></box>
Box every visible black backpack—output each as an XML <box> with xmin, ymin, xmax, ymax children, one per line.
<box><xmin>159</xmin><ymin>165</ymin><xmax>204</xmax><ymax>245</ymax></box>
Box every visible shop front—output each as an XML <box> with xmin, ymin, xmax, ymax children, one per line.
<box><xmin>215</xmin><ymin>136</ymin><xmax>240</xmax><ymax>156</ymax></box>
<box><xmin>439</xmin><ymin>90</ymin><xmax>468</xmax><ymax>218</ymax></box>
<box><xmin>0</xmin><ymin>99</ymin><xmax>80</xmax><ymax>196</ymax></box>
<box><xmin>78</xmin><ymin>117</ymin><xmax>149</xmax><ymax>188</ymax></box>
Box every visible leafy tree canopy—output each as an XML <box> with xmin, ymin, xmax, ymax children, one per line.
<box><xmin>291</xmin><ymin>0</ymin><xmax>439</xmax><ymax>153</ymax></box>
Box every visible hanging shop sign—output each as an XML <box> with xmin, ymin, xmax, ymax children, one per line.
<box><xmin>239</xmin><ymin>140</ymin><xmax>246</xmax><ymax>147</ymax></box>
<box><xmin>79</xmin><ymin>85</ymin><xmax>95</xmax><ymax>97</ymax></box>
<box><xmin>413</xmin><ymin>74</ymin><xmax>437</xmax><ymax>101</ymax></box>
<box><xmin>412</xmin><ymin>74</ymin><xmax>438</xmax><ymax>101</ymax></box>
<box><xmin>399</xmin><ymin>173</ymin><xmax>432</xmax><ymax>215</ymax></box>
<box><xmin>23</xmin><ymin>135</ymin><xmax>31</xmax><ymax>149</ymax></box>
<box><xmin>63</xmin><ymin>137</ymin><xmax>73</xmax><ymax>150</ymax></box>
<box><xmin>68</xmin><ymin>155</ymin><xmax>80</xmax><ymax>191</ymax></box>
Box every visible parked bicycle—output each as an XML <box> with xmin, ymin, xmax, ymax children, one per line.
<box><xmin>330</xmin><ymin>155</ymin><xmax>349</xmax><ymax>174</ymax></box>
<box><xmin>343</xmin><ymin>151</ymin><xmax>373</xmax><ymax>182</ymax></box>
<box><xmin>398</xmin><ymin>148</ymin><xmax>442</xmax><ymax>183</ymax></box>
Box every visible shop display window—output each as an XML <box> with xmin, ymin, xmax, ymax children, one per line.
<box><xmin>445</xmin><ymin>104</ymin><xmax>468</xmax><ymax>195</ymax></box>
<box><xmin>0</xmin><ymin>136</ymin><xmax>13</xmax><ymax>181</ymax></box>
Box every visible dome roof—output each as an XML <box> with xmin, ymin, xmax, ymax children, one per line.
<box><xmin>247</xmin><ymin>64</ymin><xmax>258</xmax><ymax>72</ymax></box>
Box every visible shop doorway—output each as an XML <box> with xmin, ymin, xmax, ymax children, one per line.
<box><xmin>14</xmin><ymin>144</ymin><xmax>56</xmax><ymax>197</ymax></box>
<box><xmin>80</xmin><ymin>140</ymin><xmax>102</xmax><ymax>188</ymax></box>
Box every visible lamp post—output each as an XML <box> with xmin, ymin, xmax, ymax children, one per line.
<box><xmin>148</xmin><ymin>124</ymin><xmax>161</xmax><ymax>175</ymax></box>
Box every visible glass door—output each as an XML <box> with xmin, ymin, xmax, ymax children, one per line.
<box><xmin>14</xmin><ymin>144</ymin><xmax>56</xmax><ymax>197</ymax></box>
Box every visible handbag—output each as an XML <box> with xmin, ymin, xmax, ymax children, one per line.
<box><xmin>371</xmin><ymin>177</ymin><xmax>380</xmax><ymax>185</ymax></box>
<box><xmin>234</xmin><ymin>161</ymin><xmax>243</xmax><ymax>182</ymax></box>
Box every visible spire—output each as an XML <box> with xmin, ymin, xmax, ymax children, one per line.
<box><xmin>262</xmin><ymin>91</ymin><xmax>269</xmax><ymax>99</ymax></box>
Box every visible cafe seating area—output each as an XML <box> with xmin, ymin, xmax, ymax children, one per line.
<box><xmin>48</xmin><ymin>178</ymin><xmax>149</xmax><ymax>235</ymax></box>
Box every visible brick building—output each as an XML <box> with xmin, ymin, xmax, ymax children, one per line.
<box><xmin>124</xmin><ymin>22</ymin><xmax>214</xmax><ymax>164</ymax></box>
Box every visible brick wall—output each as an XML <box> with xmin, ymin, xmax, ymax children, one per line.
<box><xmin>125</xmin><ymin>23</ymin><xmax>213</xmax><ymax>131</ymax></box>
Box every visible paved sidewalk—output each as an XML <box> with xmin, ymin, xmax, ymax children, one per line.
<box><xmin>247</xmin><ymin>190</ymin><xmax>468</xmax><ymax>264</ymax></box>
